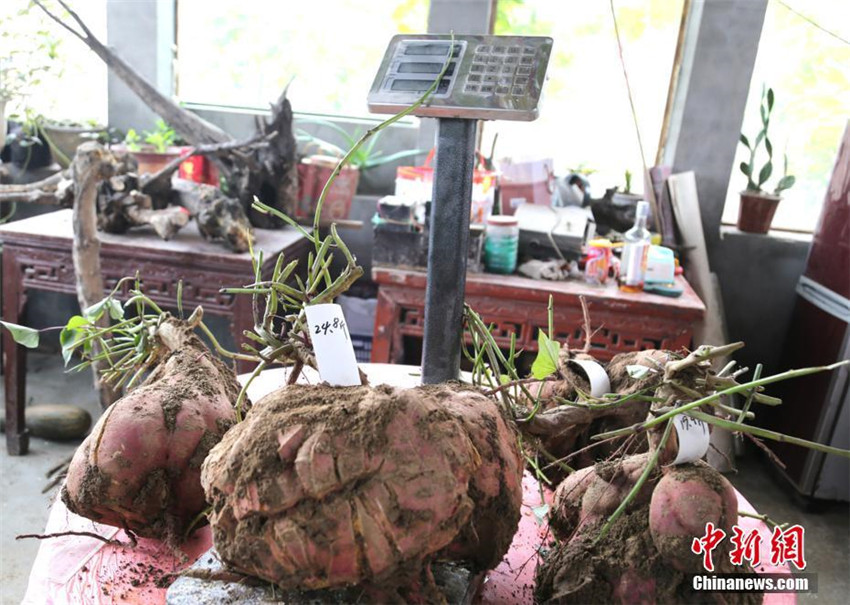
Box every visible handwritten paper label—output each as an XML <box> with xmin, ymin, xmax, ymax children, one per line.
<box><xmin>304</xmin><ymin>304</ymin><xmax>361</xmax><ymax>387</ymax></box>
<box><xmin>672</xmin><ymin>414</ymin><xmax>710</xmax><ymax>464</ymax></box>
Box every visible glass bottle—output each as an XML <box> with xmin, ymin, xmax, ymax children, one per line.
<box><xmin>619</xmin><ymin>201</ymin><xmax>651</xmax><ymax>292</ymax></box>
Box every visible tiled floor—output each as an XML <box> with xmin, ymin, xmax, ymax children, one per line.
<box><xmin>1</xmin><ymin>353</ymin><xmax>847</xmax><ymax>604</ymax></box>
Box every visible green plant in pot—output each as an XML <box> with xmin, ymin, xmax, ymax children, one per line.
<box><xmin>297</xmin><ymin>119</ymin><xmax>426</xmax><ymax>195</ymax></box>
<box><xmin>737</xmin><ymin>86</ymin><xmax>795</xmax><ymax>233</ymax></box>
<box><xmin>119</xmin><ymin>119</ymin><xmax>185</xmax><ymax>175</ymax></box>
<box><xmin>0</xmin><ymin>20</ymin><xmax>60</xmax><ymax>170</ymax></box>
<box><xmin>40</xmin><ymin>118</ymin><xmax>107</xmax><ymax>168</ymax></box>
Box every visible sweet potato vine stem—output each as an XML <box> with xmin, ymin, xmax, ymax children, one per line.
<box><xmin>592</xmin><ymin>360</ymin><xmax>850</xmax><ymax>446</ymax></box>
<box><xmin>737</xmin><ymin>510</ymin><xmax>789</xmax><ymax>531</ymax></box>
<box><xmin>687</xmin><ymin>409</ymin><xmax>850</xmax><ymax>459</ymax></box>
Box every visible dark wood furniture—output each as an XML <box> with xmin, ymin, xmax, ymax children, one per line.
<box><xmin>371</xmin><ymin>266</ymin><xmax>706</xmax><ymax>365</ymax></box>
<box><xmin>1</xmin><ymin>209</ymin><xmax>309</xmax><ymax>455</ymax></box>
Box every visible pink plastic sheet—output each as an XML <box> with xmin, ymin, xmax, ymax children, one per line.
<box><xmin>24</xmin><ymin>474</ymin><xmax>794</xmax><ymax>604</ymax></box>
<box><xmin>22</xmin><ymin>498</ymin><xmax>210</xmax><ymax>605</ymax></box>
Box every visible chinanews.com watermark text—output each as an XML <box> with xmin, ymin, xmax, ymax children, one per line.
<box><xmin>690</xmin><ymin>573</ymin><xmax>817</xmax><ymax>594</ymax></box>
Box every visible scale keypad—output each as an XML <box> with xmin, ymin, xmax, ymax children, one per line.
<box><xmin>368</xmin><ymin>34</ymin><xmax>552</xmax><ymax>121</ymax></box>
<box><xmin>464</xmin><ymin>44</ymin><xmax>537</xmax><ymax>96</ymax></box>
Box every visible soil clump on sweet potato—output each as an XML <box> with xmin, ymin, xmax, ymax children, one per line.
<box><xmin>201</xmin><ymin>382</ymin><xmax>523</xmax><ymax>592</ymax></box>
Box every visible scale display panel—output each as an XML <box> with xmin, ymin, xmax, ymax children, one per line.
<box><xmin>367</xmin><ymin>34</ymin><xmax>553</xmax><ymax>121</ymax></box>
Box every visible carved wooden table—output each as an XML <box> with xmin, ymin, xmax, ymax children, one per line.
<box><xmin>1</xmin><ymin>209</ymin><xmax>309</xmax><ymax>455</ymax></box>
<box><xmin>371</xmin><ymin>266</ymin><xmax>706</xmax><ymax>365</ymax></box>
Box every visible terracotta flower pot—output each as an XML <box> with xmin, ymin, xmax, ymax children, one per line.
<box><xmin>296</xmin><ymin>155</ymin><xmax>360</xmax><ymax>221</ymax></box>
<box><xmin>738</xmin><ymin>191</ymin><xmax>781</xmax><ymax>234</ymax></box>
<box><xmin>131</xmin><ymin>146</ymin><xmax>186</xmax><ymax>175</ymax></box>
<box><xmin>110</xmin><ymin>144</ymin><xmax>190</xmax><ymax>175</ymax></box>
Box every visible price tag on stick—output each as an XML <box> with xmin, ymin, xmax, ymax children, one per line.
<box><xmin>304</xmin><ymin>304</ymin><xmax>361</xmax><ymax>387</ymax></box>
<box><xmin>672</xmin><ymin>414</ymin><xmax>710</xmax><ymax>464</ymax></box>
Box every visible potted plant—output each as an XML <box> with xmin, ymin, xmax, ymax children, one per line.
<box><xmin>40</xmin><ymin>118</ymin><xmax>108</xmax><ymax>168</ymax></box>
<box><xmin>612</xmin><ymin>169</ymin><xmax>643</xmax><ymax>205</ymax></box>
<box><xmin>1</xmin><ymin>109</ymin><xmax>54</xmax><ymax>170</ymax></box>
<box><xmin>0</xmin><ymin>6</ymin><xmax>63</xmax><ymax>170</ymax></box>
<box><xmin>737</xmin><ymin>87</ymin><xmax>796</xmax><ymax>233</ymax></box>
<box><xmin>119</xmin><ymin>119</ymin><xmax>187</xmax><ymax>175</ymax></box>
<box><xmin>296</xmin><ymin>120</ymin><xmax>426</xmax><ymax>219</ymax></box>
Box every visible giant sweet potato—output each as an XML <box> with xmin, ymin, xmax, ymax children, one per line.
<box><xmin>201</xmin><ymin>383</ymin><xmax>523</xmax><ymax>591</ymax></box>
<box><xmin>62</xmin><ymin>319</ymin><xmax>241</xmax><ymax>540</ymax></box>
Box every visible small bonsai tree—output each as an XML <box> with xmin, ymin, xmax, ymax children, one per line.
<box><xmin>739</xmin><ymin>86</ymin><xmax>795</xmax><ymax>197</ymax></box>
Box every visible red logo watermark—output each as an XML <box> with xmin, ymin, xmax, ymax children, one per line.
<box><xmin>691</xmin><ymin>523</ymin><xmax>806</xmax><ymax>572</ymax></box>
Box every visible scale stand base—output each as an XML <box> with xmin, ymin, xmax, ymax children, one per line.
<box><xmin>420</xmin><ymin>118</ymin><xmax>477</xmax><ymax>385</ymax></box>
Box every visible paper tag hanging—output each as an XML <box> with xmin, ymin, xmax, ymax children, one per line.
<box><xmin>672</xmin><ymin>414</ymin><xmax>710</xmax><ymax>464</ymax></box>
<box><xmin>567</xmin><ymin>359</ymin><xmax>611</xmax><ymax>398</ymax></box>
<box><xmin>304</xmin><ymin>304</ymin><xmax>361</xmax><ymax>386</ymax></box>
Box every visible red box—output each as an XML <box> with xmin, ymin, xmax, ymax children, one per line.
<box><xmin>500</xmin><ymin>180</ymin><xmax>555</xmax><ymax>215</ymax></box>
<box><xmin>498</xmin><ymin>158</ymin><xmax>555</xmax><ymax>215</ymax></box>
<box><xmin>178</xmin><ymin>152</ymin><xmax>220</xmax><ymax>186</ymax></box>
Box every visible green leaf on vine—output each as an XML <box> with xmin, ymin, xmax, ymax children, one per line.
<box><xmin>531</xmin><ymin>330</ymin><xmax>561</xmax><ymax>379</ymax></box>
<box><xmin>60</xmin><ymin>315</ymin><xmax>89</xmax><ymax>365</ymax></box>
<box><xmin>0</xmin><ymin>321</ymin><xmax>39</xmax><ymax>349</ymax></box>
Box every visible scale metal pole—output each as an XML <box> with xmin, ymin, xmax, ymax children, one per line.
<box><xmin>421</xmin><ymin>118</ymin><xmax>477</xmax><ymax>384</ymax></box>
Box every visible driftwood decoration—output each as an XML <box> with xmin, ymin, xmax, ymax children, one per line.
<box><xmin>70</xmin><ymin>142</ymin><xmax>120</xmax><ymax>408</ymax></box>
<box><xmin>32</xmin><ymin>0</ymin><xmax>299</xmax><ymax>226</ymax></box>
<box><xmin>0</xmin><ymin>145</ymin><xmax>253</xmax><ymax>251</ymax></box>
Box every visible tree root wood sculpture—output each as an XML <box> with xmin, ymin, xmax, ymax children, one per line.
<box><xmin>31</xmin><ymin>0</ymin><xmax>299</xmax><ymax>227</ymax></box>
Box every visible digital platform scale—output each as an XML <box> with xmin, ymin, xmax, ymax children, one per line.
<box><xmin>368</xmin><ymin>34</ymin><xmax>553</xmax><ymax>383</ymax></box>
<box><xmin>368</xmin><ymin>34</ymin><xmax>552</xmax><ymax>121</ymax></box>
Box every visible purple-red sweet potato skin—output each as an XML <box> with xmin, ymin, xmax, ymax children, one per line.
<box><xmin>649</xmin><ymin>462</ymin><xmax>739</xmax><ymax>571</ymax></box>
<box><xmin>201</xmin><ymin>384</ymin><xmax>523</xmax><ymax>590</ymax></box>
<box><xmin>549</xmin><ymin>466</ymin><xmax>595</xmax><ymax>538</ymax></box>
<box><xmin>538</xmin><ymin>457</ymin><xmax>751</xmax><ymax>604</ymax></box>
<box><xmin>580</xmin><ymin>452</ymin><xmax>655</xmax><ymax>526</ymax></box>
<box><xmin>436</xmin><ymin>389</ymin><xmax>524</xmax><ymax>568</ymax></box>
<box><xmin>62</xmin><ymin>344</ymin><xmax>238</xmax><ymax>538</ymax></box>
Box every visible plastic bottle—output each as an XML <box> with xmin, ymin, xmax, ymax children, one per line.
<box><xmin>484</xmin><ymin>215</ymin><xmax>519</xmax><ymax>274</ymax></box>
<box><xmin>619</xmin><ymin>201</ymin><xmax>651</xmax><ymax>292</ymax></box>
<box><xmin>584</xmin><ymin>238</ymin><xmax>614</xmax><ymax>285</ymax></box>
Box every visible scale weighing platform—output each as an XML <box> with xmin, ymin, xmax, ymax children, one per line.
<box><xmin>368</xmin><ymin>34</ymin><xmax>553</xmax><ymax>383</ymax></box>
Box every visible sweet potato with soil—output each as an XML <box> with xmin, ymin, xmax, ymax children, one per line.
<box><xmin>537</xmin><ymin>456</ymin><xmax>759</xmax><ymax>604</ymax></box>
<box><xmin>649</xmin><ymin>461</ymin><xmax>739</xmax><ymax>572</ymax></box>
<box><xmin>434</xmin><ymin>388</ymin><xmax>524</xmax><ymax>569</ymax></box>
<box><xmin>201</xmin><ymin>383</ymin><xmax>523</xmax><ymax>591</ymax></box>
<box><xmin>606</xmin><ymin>349</ymin><xmax>671</xmax><ymax>395</ymax></box>
<box><xmin>548</xmin><ymin>466</ymin><xmax>594</xmax><ymax>538</ymax></box>
<box><xmin>62</xmin><ymin>319</ymin><xmax>241</xmax><ymax>540</ymax></box>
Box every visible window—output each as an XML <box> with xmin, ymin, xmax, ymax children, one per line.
<box><xmin>722</xmin><ymin>0</ymin><xmax>850</xmax><ymax>232</ymax></box>
<box><xmin>487</xmin><ymin>0</ymin><xmax>684</xmax><ymax>193</ymax></box>
<box><xmin>0</xmin><ymin>0</ymin><xmax>107</xmax><ymax>125</ymax></box>
<box><xmin>176</xmin><ymin>0</ymin><xmax>429</xmax><ymax>118</ymax></box>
